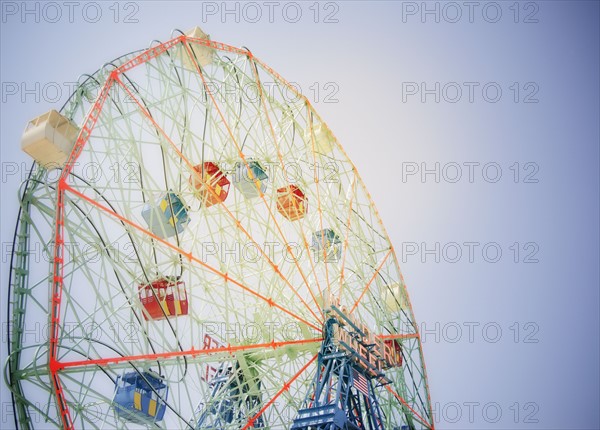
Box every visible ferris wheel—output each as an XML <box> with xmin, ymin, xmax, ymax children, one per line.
<box><xmin>6</xmin><ymin>27</ymin><xmax>434</xmax><ymax>430</ymax></box>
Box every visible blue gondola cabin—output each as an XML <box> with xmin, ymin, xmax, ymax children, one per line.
<box><xmin>138</xmin><ymin>278</ymin><xmax>188</xmax><ymax>321</ymax></box>
<box><xmin>113</xmin><ymin>370</ymin><xmax>168</xmax><ymax>424</ymax></box>
<box><xmin>233</xmin><ymin>160</ymin><xmax>268</xmax><ymax>199</ymax></box>
<box><xmin>141</xmin><ymin>191</ymin><xmax>189</xmax><ymax>239</ymax></box>
<box><xmin>311</xmin><ymin>229</ymin><xmax>342</xmax><ymax>262</ymax></box>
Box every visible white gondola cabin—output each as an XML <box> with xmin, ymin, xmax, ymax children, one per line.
<box><xmin>21</xmin><ymin>109</ymin><xmax>79</xmax><ymax>170</ymax></box>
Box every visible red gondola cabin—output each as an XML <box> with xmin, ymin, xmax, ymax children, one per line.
<box><xmin>383</xmin><ymin>339</ymin><xmax>403</xmax><ymax>368</ymax></box>
<box><xmin>276</xmin><ymin>185</ymin><xmax>307</xmax><ymax>221</ymax></box>
<box><xmin>138</xmin><ymin>278</ymin><xmax>188</xmax><ymax>321</ymax></box>
<box><xmin>190</xmin><ymin>161</ymin><xmax>230</xmax><ymax>207</ymax></box>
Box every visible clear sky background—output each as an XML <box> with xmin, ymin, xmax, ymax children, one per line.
<box><xmin>1</xmin><ymin>1</ymin><xmax>599</xmax><ymax>429</ymax></box>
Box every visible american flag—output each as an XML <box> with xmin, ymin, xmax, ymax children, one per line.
<box><xmin>352</xmin><ymin>369</ymin><xmax>370</xmax><ymax>397</ymax></box>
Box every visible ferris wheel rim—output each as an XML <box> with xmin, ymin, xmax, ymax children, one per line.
<box><xmin>7</xmin><ymin>29</ymin><xmax>434</xmax><ymax>430</ymax></box>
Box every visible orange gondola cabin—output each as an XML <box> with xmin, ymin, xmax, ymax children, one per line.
<box><xmin>138</xmin><ymin>278</ymin><xmax>188</xmax><ymax>321</ymax></box>
<box><xmin>190</xmin><ymin>161</ymin><xmax>230</xmax><ymax>207</ymax></box>
<box><xmin>276</xmin><ymin>185</ymin><xmax>307</xmax><ymax>221</ymax></box>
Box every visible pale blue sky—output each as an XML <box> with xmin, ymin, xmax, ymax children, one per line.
<box><xmin>1</xmin><ymin>2</ymin><xmax>598</xmax><ymax>429</ymax></box>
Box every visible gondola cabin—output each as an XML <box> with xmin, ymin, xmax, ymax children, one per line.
<box><xmin>382</xmin><ymin>282</ymin><xmax>408</xmax><ymax>312</ymax></box>
<box><xmin>183</xmin><ymin>26</ymin><xmax>214</xmax><ymax>68</ymax></box>
<box><xmin>311</xmin><ymin>229</ymin><xmax>341</xmax><ymax>262</ymax></box>
<box><xmin>21</xmin><ymin>109</ymin><xmax>79</xmax><ymax>170</ymax></box>
<box><xmin>304</xmin><ymin>122</ymin><xmax>335</xmax><ymax>154</ymax></box>
<box><xmin>233</xmin><ymin>160</ymin><xmax>268</xmax><ymax>199</ymax></box>
<box><xmin>276</xmin><ymin>185</ymin><xmax>307</xmax><ymax>221</ymax></box>
<box><xmin>141</xmin><ymin>191</ymin><xmax>189</xmax><ymax>239</ymax></box>
<box><xmin>138</xmin><ymin>278</ymin><xmax>188</xmax><ymax>321</ymax></box>
<box><xmin>383</xmin><ymin>339</ymin><xmax>403</xmax><ymax>368</ymax></box>
<box><xmin>190</xmin><ymin>161</ymin><xmax>230</xmax><ymax>207</ymax></box>
<box><xmin>112</xmin><ymin>371</ymin><xmax>168</xmax><ymax>424</ymax></box>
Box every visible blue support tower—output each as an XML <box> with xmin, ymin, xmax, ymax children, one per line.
<box><xmin>291</xmin><ymin>317</ymin><xmax>387</xmax><ymax>430</ymax></box>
